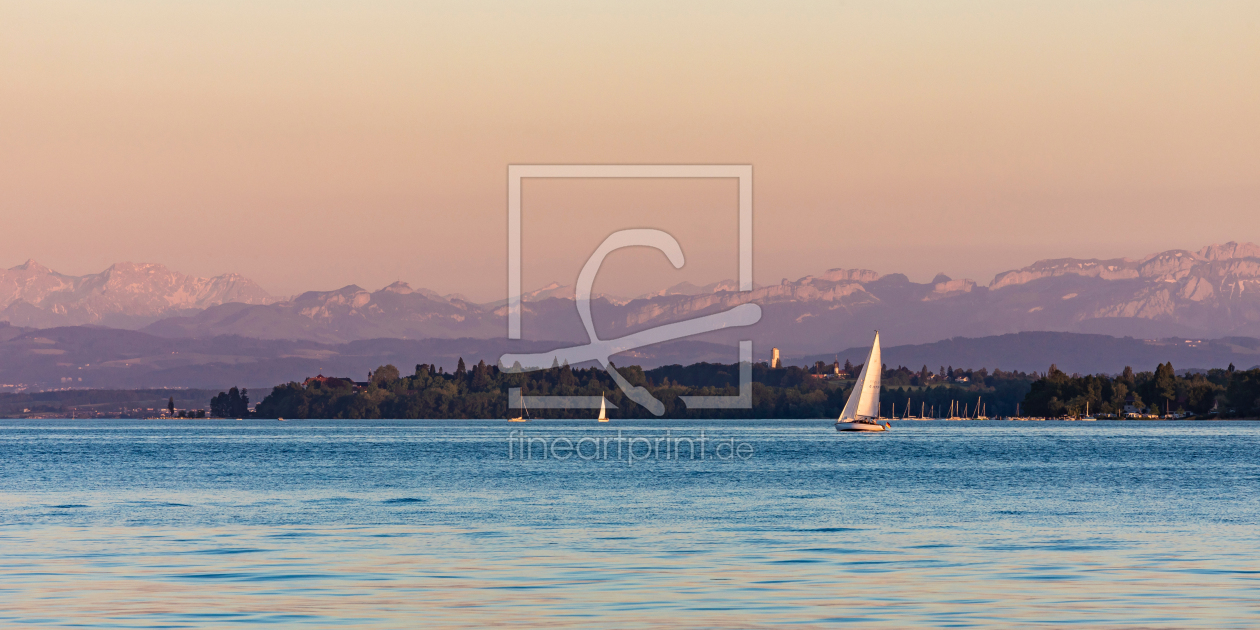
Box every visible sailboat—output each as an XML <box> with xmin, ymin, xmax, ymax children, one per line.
<box><xmin>836</xmin><ymin>331</ymin><xmax>888</xmax><ymax>432</ymax></box>
<box><xmin>1080</xmin><ymin>401</ymin><xmax>1096</xmax><ymax>421</ymax></box>
<box><xmin>597</xmin><ymin>393</ymin><xmax>609</xmax><ymax>422</ymax></box>
<box><xmin>509</xmin><ymin>387</ymin><xmax>530</xmax><ymax>422</ymax></box>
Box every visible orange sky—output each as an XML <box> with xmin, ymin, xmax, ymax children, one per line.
<box><xmin>2</xmin><ymin>1</ymin><xmax>1258</xmax><ymax>301</ymax></box>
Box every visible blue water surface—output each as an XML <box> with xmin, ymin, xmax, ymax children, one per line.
<box><xmin>1</xmin><ymin>418</ymin><xmax>1258</xmax><ymax>627</ymax></box>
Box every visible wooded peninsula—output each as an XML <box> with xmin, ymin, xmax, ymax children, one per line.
<box><xmin>250</xmin><ymin>359</ymin><xmax>1260</xmax><ymax>420</ymax></box>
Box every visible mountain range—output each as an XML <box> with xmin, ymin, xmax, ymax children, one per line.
<box><xmin>125</xmin><ymin>242</ymin><xmax>1260</xmax><ymax>353</ymax></box>
<box><xmin>2</xmin><ymin>242</ymin><xmax>1259</xmax><ymax>386</ymax></box>
<box><xmin>0</xmin><ymin>260</ymin><xmax>275</xmax><ymax>328</ymax></box>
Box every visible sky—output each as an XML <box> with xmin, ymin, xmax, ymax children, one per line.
<box><xmin>2</xmin><ymin>0</ymin><xmax>1258</xmax><ymax>302</ymax></box>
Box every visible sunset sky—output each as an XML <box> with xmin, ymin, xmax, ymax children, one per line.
<box><xmin>2</xmin><ymin>1</ymin><xmax>1258</xmax><ymax>301</ymax></box>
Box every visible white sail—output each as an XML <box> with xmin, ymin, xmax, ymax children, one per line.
<box><xmin>838</xmin><ymin>331</ymin><xmax>881</xmax><ymax>421</ymax></box>
<box><xmin>598</xmin><ymin>396</ymin><xmax>607</xmax><ymax>421</ymax></box>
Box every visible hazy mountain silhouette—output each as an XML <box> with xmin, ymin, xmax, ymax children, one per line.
<box><xmin>4</xmin><ymin>242</ymin><xmax>1260</xmax><ymax>358</ymax></box>
<box><xmin>0</xmin><ymin>260</ymin><xmax>275</xmax><ymax>328</ymax></box>
<box><xmin>795</xmin><ymin>332</ymin><xmax>1260</xmax><ymax>375</ymax></box>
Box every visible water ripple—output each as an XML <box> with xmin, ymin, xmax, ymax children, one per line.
<box><xmin>0</xmin><ymin>418</ymin><xmax>1258</xmax><ymax>628</ymax></box>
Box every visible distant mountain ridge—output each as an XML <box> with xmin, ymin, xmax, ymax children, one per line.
<box><xmin>4</xmin><ymin>242</ymin><xmax>1260</xmax><ymax>354</ymax></box>
<box><xmin>144</xmin><ymin>282</ymin><xmax>503</xmax><ymax>344</ymax></box>
<box><xmin>989</xmin><ymin>242</ymin><xmax>1260</xmax><ymax>289</ymax></box>
<box><xmin>0</xmin><ymin>260</ymin><xmax>275</xmax><ymax>328</ymax></box>
<box><xmin>796</xmin><ymin>332</ymin><xmax>1260</xmax><ymax>375</ymax></box>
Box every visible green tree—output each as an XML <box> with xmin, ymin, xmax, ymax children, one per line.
<box><xmin>471</xmin><ymin>360</ymin><xmax>492</xmax><ymax>389</ymax></box>
<box><xmin>1225</xmin><ymin>369</ymin><xmax>1260</xmax><ymax>417</ymax></box>
<box><xmin>1151</xmin><ymin>362</ymin><xmax>1177</xmax><ymax>413</ymax></box>
<box><xmin>211</xmin><ymin>386</ymin><xmax>250</xmax><ymax>417</ymax></box>
<box><xmin>210</xmin><ymin>391</ymin><xmax>227</xmax><ymax>417</ymax></box>
<box><xmin>371</xmin><ymin>364</ymin><xmax>401</xmax><ymax>386</ymax></box>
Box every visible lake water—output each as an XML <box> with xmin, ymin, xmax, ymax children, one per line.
<box><xmin>1</xmin><ymin>419</ymin><xmax>1258</xmax><ymax>628</ymax></box>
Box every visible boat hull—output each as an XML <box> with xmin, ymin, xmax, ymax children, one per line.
<box><xmin>835</xmin><ymin>421</ymin><xmax>886</xmax><ymax>432</ymax></box>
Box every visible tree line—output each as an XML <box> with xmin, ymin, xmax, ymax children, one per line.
<box><xmin>1022</xmin><ymin>362</ymin><xmax>1260</xmax><ymax>418</ymax></box>
<box><xmin>213</xmin><ymin>357</ymin><xmax>1260</xmax><ymax>420</ymax></box>
<box><xmin>248</xmin><ymin>359</ymin><xmax>1039</xmax><ymax>419</ymax></box>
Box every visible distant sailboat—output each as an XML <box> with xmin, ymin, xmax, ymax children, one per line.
<box><xmin>597</xmin><ymin>393</ymin><xmax>609</xmax><ymax>422</ymax></box>
<box><xmin>509</xmin><ymin>387</ymin><xmax>530</xmax><ymax>422</ymax></box>
<box><xmin>836</xmin><ymin>331</ymin><xmax>888</xmax><ymax>432</ymax></box>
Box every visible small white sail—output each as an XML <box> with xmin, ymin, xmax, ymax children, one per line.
<box><xmin>597</xmin><ymin>395</ymin><xmax>608</xmax><ymax>422</ymax></box>
<box><xmin>839</xmin><ymin>331</ymin><xmax>882</xmax><ymax>422</ymax></box>
<box><xmin>509</xmin><ymin>387</ymin><xmax>529</xmax><ymax>422</ymax></box>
